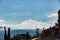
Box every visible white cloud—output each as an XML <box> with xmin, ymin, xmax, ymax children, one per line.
<box><xmin>0</xmin><ymin>20</ymin><xmax>6</xmax><ymax>23</ymax></box>
<box><xmin>48</xmin><ymin>12</ymin><xmax>58</xmax><ymax>18</ymax></box>
<box><xmin>9</xmin><ymin>11</ymin><xmax>32</xmax><ymax>18</ymax></box>
<box><xmin>0</xmin><ymin>20</ymin><xmax>6</xmax><ymax>27</ymax></box>
<box><xmin>46</xmin><ymin>12</ymin><xmax>58</xmax><ymax>27</ymax></box>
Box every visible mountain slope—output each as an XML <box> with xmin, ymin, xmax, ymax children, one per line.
<box><xmin>16</xmin><ymin>19</ymin><xmax>50</xmax><ymax>29</ymax></box>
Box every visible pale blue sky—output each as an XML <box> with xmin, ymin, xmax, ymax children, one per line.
<box><xmin>0</xmin><ymin>0</ymin><xmax>60</xmax><ymax>24</ymax></box>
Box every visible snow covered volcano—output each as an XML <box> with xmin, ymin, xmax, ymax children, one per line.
<box><xmin>0</xmin><ymin>19</ymin><xmax>51</xmax><ymax>30</ymax></box>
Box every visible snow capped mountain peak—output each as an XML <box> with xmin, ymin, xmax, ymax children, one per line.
<box><xmin>17</xmin><ymin>19</ymin><xmax>50</xmax><ymax>29</ymax></box>
<box><xmin>0</xmin><ymin>19</ymin><xmax>52</xmax><ymax>30</ymax></box>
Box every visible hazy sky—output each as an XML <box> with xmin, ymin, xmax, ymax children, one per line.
<box><xmin>0</xmin><ymin>0</ymin><xmax>60</xmax><ymax>29</ymax></box>
<box><xmin>0</xmin><ymin>0</ymin><xmax>60</xmax><ymax>23</ymax></box>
